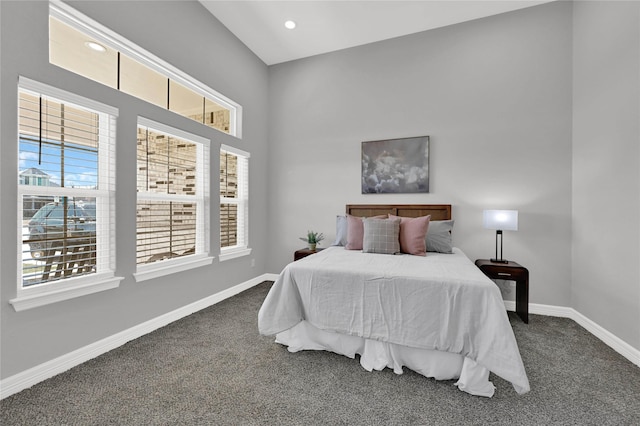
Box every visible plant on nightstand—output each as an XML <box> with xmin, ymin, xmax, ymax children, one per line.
<box><xmin>299</xmin><ymin>231</ymin><xmax>324</xmax><ymax>251</ymax></box>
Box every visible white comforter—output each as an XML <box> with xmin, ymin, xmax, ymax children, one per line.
<box><xmin>258</xmin><ymin>247</ymin><xmax>530</xmax><ymax>394</ymax></box>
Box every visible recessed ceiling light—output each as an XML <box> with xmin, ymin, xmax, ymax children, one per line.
<box><xmin>284</xmin><ymin>20</ymin><xmax>296</xmax><ymax>30</ymax></box>
<box><xmin>84</xmin><ymin>41</ymin><xmax>106</xmax><ymax>52</ymax></box>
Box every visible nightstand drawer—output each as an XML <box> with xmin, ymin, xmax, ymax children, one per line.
<box><xmin>482</xmin><ymin>266</ymin><xmax>528</xmax><ymax>281</ymax></box>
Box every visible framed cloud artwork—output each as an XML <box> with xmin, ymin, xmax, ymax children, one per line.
<box><xmin>361</xmin><ymin>136</ymin><xmax>430</xmax><ymax>194</ymax></box>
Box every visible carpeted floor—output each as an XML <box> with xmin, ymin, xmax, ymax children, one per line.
<box><xmin>1</xmin><ymin>281</ymin><xmax>639</xmax><ymax>425</ymax></box>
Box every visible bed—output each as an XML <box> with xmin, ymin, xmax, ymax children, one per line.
<box><xmin>258</xmin><ymin>204</ymin><xmax>529</xmax><ymax>397</ymax></box>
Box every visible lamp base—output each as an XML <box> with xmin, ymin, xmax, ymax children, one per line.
<box><xmin>490</xmin><ymin>258</ymin><xmax>509</xmax><ymax>264</ymax></box>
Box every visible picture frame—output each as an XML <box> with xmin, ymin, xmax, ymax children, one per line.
<box><xmin>361</xmin><ymin>136</ymin><xmax>430</xmax><ymax>194</ymax></box>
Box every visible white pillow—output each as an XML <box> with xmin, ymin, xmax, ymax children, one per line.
<box><xmin>332</xmin><ymin>215</ymin><xmax>348</xmax><ymax>246</ymax></box>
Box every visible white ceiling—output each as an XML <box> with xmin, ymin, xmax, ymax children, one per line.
<box><xmin>199</xmin><ymin>0</ymin><xmax>554</xmax><ymax>65</ymax></box>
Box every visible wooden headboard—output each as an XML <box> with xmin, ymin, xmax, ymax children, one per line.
<box><xmin>346</xmin><ymin>204</ymin><xmax>451</xmax><ymax>221</ymax></box>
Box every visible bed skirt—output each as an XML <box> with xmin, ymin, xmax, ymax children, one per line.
<box><xmin>275</xmin><ymin>320</ymin><xmax>497</xmax><ymax>397</ymax></box>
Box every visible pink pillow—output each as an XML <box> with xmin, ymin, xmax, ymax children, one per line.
<box><xmin>389</xmin><ymin>214</ymin><xmax>431</xmax><ymax>256</ymax></box>
<box><xmin>346</xmin><ymin>214</ymin><xmax>386</xmax><ymax>250</ymax></box>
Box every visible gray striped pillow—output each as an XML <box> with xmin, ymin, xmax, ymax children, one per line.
<box><xmin>362</xmin><ymin>218</ymin><xmax>401</xmax><ymax>254</ymax></box>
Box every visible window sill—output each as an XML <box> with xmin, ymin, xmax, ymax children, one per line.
<box><xmin>219</xmin><ymin>247</ymin><xmax>252</xmax><ymax>262</ymax></box>
<box><xmin>9</xmin><ymin>274</ymin><xmax>124</xmax><ymax>312</ymax></box>
<box><xmin>134</xmin><ymin>254</ymin><xmax>214</xmax><ymax>282</ymax></box>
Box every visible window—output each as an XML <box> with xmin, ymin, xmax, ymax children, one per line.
<box><xmin>220</xmin><ymin>146</ymin><xmax>250</xmax><ymax>261</ymax></box>
<box><xmin>134</xmin><ymin>118</ymin><xmax>212</xmax><ymax>282</ymax></box>
<box><xmin>12</xmin><ymin>77</ymin><xmax>122</xmax><ymax>311</ymax></box>
<box><xmin>49</xmin><ymin>1</ymin><xmax>241</xmax><ymax>137</ymax></box>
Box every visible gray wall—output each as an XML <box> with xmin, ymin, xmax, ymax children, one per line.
<box><xmin>267</xmin><ymin>1</ymin><xmax>573</xmax><ymax>309</ymax></box>
<box><xmin>572</xmin><ymin>1</ymin><xmax>640</xmax><ymax>349</ymax></box>
<box><xmin>0</xmin><ymin>0</ymin><xmax>269</xmax><ymax>379</ymax></box>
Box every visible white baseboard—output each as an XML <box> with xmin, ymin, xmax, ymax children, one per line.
<box><xmin>568</xmin><ymin>308</ymin><xmax>640</xmax><ymax>367</ymax></box>
<box><xmin>0</xmin><ymin>273</ymin><xmax>275</xmax><ymax>400</ymax></box>
<box><xmin>3</xmin><ymin>276</ymin><xmax>637</xmax><ymax>399</ymax></box>
<box><xmin>263</xmin><ymin>273</ymin><xmax>279</xmax><ymax>281</ymax></box>
<box><xmin>504</xmin><ymin>301</ymin><xmax>640</xmax><ymax>368</ymax></box>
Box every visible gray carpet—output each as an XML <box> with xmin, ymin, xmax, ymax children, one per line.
<box><xmin>1</xmin><ymin>281</ymin><xmax>639</xmax><ymax>425</ymax></box>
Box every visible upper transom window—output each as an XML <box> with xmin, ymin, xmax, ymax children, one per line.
<box><xmin>48</xmin><ymin>0</ymin><xmax>242</xmax><ymax>137</ymax></box>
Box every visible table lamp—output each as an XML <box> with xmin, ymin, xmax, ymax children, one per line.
<box><xmin>483</xmin><ymin>210</ymin><xmax>518</xmax><ymax>263</ymax></box>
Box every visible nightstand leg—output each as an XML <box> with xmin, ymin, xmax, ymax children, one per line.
<box><xmin>515</xmin><ymin>279</ymin><xmax>529</xmax><ymax>324</ymax></box>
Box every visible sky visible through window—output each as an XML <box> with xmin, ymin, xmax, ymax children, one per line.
<box><xmin>19</xmin><ymin>137</ymin><xmax>98</xmax><ymax>188</ymax></box>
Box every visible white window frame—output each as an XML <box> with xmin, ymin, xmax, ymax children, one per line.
<box><xmin>219</xmin><ymin>145</ymin><xmax>251</xmax><ymax>261</ymax></box>
<box><xmin>133</xmin><ymin>117</ymin><xmax>213</xmax><ymax>282</ymax></box>
<box><xmin>49</xmin><ymin>0</ymin><xmax>243</xmax><ymax>138</ymax></box>
<box><xmin>10</xmin><ymin>77</ymin><xmax>123</xmax><ymax>312</ymax></box>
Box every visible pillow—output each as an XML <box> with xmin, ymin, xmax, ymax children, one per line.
<box><xmin>332</xmin><ymin>215</ymin><xmax>348</xmax><ymax>246</ymax></box>
<box><xmin>425</xmin><ymin>220</ymin><xmax>455</xmax><ymax>253</ymax></box>
<box><xmin>345</xmin><ymin>214</ymin><xmax>386</xmax><ymax>250</ymax></box>
<box><xmin>362</xmin><ymin>218</ymin><xmax>401</xmax><ymax>254</ymax></box>
<box><xmin>388</xmin><ymin>214</ymin><xmax>431</xmax><ymax>256</ymax></box>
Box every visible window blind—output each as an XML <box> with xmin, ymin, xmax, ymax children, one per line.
<box><xmin>18</xmin><ymin>83</ymin><xmax>116</xmax><ymax>288</ymax></box>
<box><xmin>136</xmin><ymin>123</ymin><xmax>208</xmax><ymax>265</ymax></box>
<box><xmin>220</xmin><ymin>147</ymin><xmax>249</xmax><ymax>250</ymax></box>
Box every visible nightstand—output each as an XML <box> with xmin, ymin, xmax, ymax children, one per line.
<box><xmin>475</xmin><ymin>259</ymin><xmax>529</xmax><ymax>324</ymax></box>
<box><xmin>294</xmin><ymin>247</ymin><xmax>325</xmax><ymax>261</ymax></box>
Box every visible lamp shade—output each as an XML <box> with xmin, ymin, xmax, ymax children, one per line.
<box><xmin>483</xmin><ymin>210</ymin><xmax>518</xmax><ymax>231</ymax></box>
